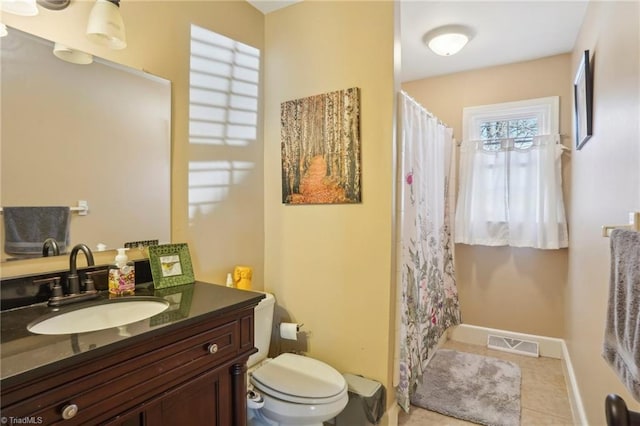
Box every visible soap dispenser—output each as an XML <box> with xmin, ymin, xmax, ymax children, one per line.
<box><xmin>226</xmin><ymin>273</ymin><xmax>234</xmax><ymax>288</ymax></box>
<box><xmin>108</xmin><ymin>248</ymin><xmax>135</xmax><ymax>296</ymax></box>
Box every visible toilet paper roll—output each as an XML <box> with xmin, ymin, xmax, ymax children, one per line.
<box><xmin>280</xmin><ymin>322</ymin><xmax>301</xmax><ymax>340</ymax></box>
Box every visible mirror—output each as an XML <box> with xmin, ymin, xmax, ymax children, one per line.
<box><xmin>1</xmin><ymin>27</ymin><xmax>171</xmax><ymax>263</ymax></box>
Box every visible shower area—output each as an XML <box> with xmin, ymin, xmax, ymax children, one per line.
<box><xmin>394</xmin><ymin>88</ymin><xmax>570</xmax><ymax>420</ymax></box>
<box><xmin>394</xmin><ymin>91</ymin><xmax>461</xmax><ymax>411</ymax></box>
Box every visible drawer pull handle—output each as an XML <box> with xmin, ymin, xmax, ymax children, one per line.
<box><xmin>61</xmin><ymin>403</ymin><xmax>79</xmax><ymax>420</ymax></box>
<box><xmin>207</xmin><ymin>343</ymin><xmax>219</xmax><ymax>354</ymax></box>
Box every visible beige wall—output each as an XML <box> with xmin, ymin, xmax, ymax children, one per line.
<box><xmin>7</xmin><ymin>2</ymin><xmax>639</xmax><ymax>424</ymax></box>
<box><xmin>1</xmin><ymin>1</ymin><xmax>265</xmax><ymax>285</ymax></box>
<box><xmin>403</xmin><ymin>54</ymin><xmax>572</xmax><ymax>338</ymax></box>
<box><xmin>263</xmin><ymin>0</ymin><xmax>397</xmax><ymax>410</ymax></box>
<box><xmin>567</xmin><ymin>1</ymin><xmax>640</xmax><ymax>424</ymax></box>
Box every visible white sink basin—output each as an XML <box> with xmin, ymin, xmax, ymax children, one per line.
<box><xmin>27</xmin><ymin>297</ymin><xmax>170</xmax><ymax>335</ymax></box>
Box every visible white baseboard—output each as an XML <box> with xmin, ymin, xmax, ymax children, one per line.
<box><xmin>561</xmin><ymin>339</ymin><xmax>588</xmax><ymax>425</ymax></box>
<box><xmin>447</xmin><ymin>324</ymin><xmax>564</xmax><ymax>358</ymax></box>
<box><xmin>447</xmin><ymin>324</ymin><xmax>587</xmax><ymax>425</ymax></box>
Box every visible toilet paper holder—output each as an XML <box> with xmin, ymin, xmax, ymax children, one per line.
<box><xmin>279</xmin><ymin>322</ymin><xmax>304</xmax><ymax>340</ymax></box>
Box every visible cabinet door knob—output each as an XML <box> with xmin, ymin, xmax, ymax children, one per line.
<box><xmin>207</xmin><ymin>343</ymin><xmax>218</xmax><ymax>354</ymax></box>
<box><xmin>61</xmin><ymin>403</ymin><xmax>79</xmax><ymax>420</ymax></box>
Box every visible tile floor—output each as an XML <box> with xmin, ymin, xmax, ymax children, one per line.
<box><xmin>397</xmin><ymin>340</ymin><xmax>574</xmax><ymax>425</ymax></box>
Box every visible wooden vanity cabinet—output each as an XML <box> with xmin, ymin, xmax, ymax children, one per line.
<box><xmin>0</xmin><ymin>303</ymin><xmax>257</xmax><ymax>426</ymax></box>
<box><xmin>105</xmin><ymin>363</ymin><xmax>237</xmax><ymax>426</ymax></box>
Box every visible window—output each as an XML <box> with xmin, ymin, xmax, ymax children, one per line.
<box><xmin>480</xmin><ymin>118</ymin><xmax>538</xmax><ymax>149</ymax></box>
<box><xmin>455</xmin><ymin>96</ymin><xmax>568</xmax><ymax>249</ymax></box>
<box><xmin>463</xmin><ymin>96</ymin><xmax>559</xmax><ymax>144</ymax></box>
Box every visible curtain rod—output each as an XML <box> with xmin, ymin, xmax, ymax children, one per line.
<box><xmin>400</xmin><ymin>90</ymin><xmax>451</xmax><ymax>129</ymax></box>
<box><xmin>458</xmin><ymin>134</ymin><xmax>568</xmax><ymax>148</ymax></box>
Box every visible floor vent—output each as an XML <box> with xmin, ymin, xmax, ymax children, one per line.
<box><xmin>487</xmin><ymin>334</ymin><xmax>539</xmax><ymax>357</ymax></box>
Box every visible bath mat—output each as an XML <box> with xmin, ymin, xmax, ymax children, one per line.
<box><xmin>411</xmin><ymin>349</ymin><xmax>521</xmax><ymax>426</ymax></box>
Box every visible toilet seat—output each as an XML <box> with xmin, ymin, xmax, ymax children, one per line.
<box><xmin>251</xmin><ymin>353</ymin><xmax>347</xmax><ymax>404</ymax></box>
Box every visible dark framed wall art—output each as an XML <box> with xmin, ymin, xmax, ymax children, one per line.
<box><xmin>574</xmin><ymin>50</ymin><xmax>593</xmax><ymax>150</ymax></box>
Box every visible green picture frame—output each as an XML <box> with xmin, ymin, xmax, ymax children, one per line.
<box><xmin>148</xmin><ymin>243</ymin><xmax>195</xmax><ymax>289</ymax></box>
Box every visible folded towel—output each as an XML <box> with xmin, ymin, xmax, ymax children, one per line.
<box><xmin>603</xmin><ymin>228</ymin><xmax>640</xmax><ymax>401</ymax></box>
<box><xmin>3</xmin><ymin>206</ymin><xmax>71</xmax><ymax>256</ymax></box>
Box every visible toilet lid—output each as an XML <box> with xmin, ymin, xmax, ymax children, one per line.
<box><xmin>251</xmin><ymin>353</ymin><xmax>346</xmax><ymax>401</ymax></box>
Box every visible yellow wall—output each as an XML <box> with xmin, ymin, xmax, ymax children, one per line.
<box><xmin>1</xmin><ymin>1</ymin><xmax>265</xmax><ymax>285</ymax></box>
<box><xmin>403</xmin><ymin>54</ymin><xmax>572</xmax><ymax>338</ymax></box>
<box><xmin>8</xmin><ymin>2</ymin><xmax>639</xmax><ymax>423</ymax></box>
<box><xmin>567</xmin><ymin>1</ymin><xmax>640</xmax><ymax>423</ymax></box>
<box><xmin>263</xmin><ymin>0</ymin><xmax>397</xmax><ymax>410</ymax></box>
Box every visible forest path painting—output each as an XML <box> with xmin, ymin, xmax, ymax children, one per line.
<box><xmin>281</xmin><ymin>87</ymin><xmax>361</xmax><ymax>205</ymax></box>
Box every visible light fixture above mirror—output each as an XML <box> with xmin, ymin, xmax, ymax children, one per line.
<box><xmin>53</xmin><ymin>42</ymin><xmax>93</xmax><ymax>64</ymax></box>
<box><xmin>37</xmin><ymin>0</ymin><xmax>70</xmax><ymax>10</ymax></box>
<box><xmin>86</xmin><ymin>0</ymin><xmax>126</xmax><ymax>50</ymax></box>
<box><xmin>423</xmin><ymin>25</ymin><xmax>474</xmax><ymax>57</ymax></box>
<box><xmin>1</xmin><ymin>0</ymin><xmax>39</xmax><ymax>16</ymax></box>
<box><xmin>0</xmin><ymin>0</ymin><xmax>69</xmax><ymax>15</ymax></box>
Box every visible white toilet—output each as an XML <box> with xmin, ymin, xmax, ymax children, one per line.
<box><xmin>247</xmin><ymin>293</ymin><xmax>348</xmax><ymax>426</ymax></box>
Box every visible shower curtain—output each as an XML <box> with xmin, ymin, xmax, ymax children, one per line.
<box><xmin>395</xmin><ymin>92</ymin><xmax>461</xmax><ymax>411</ymax></box>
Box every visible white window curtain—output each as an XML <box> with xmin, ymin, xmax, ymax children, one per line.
<box><xmin>454</xmin><ymin>135</ymin><xmax>569</xmax><ymax>249</ymax></box>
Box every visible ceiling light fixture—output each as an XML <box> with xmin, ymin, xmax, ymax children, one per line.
<box><xmin>423</xmin><ymin>25</ymin><xmax>474</xmax><ymax>57</ymax></box>
<box><xmin>86</xmin><ymin>0</ymin><xmax>126</xmax><ymax>50</ymax></box>
<box><xmin>53</xmin><ymin>43</ymin><xmax>94</xmax><ymax>65</ymax></box>
<box><xmin>0</xmin><ymin>0</ymin><xmax>39</xmax><ymax>16</ymax></box>
<box><xmin>0</xmin><ymin>23</ymin><xmax>8</xmax><ymax>38</ymax></box>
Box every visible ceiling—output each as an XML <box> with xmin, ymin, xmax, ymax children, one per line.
<box><xmin>401</xmin><ymin>1</ymin><xmax>589</xmax><ymax>82</ymax></box>
<box><xmin>247</xmin><ymin>0</ymin><xmax>589</xmax><ymax>82</ymax></box>
<box><xmin>246</xmin><ymin>0</ymin><xmax>301</xmax><ymax>14</ymax></box>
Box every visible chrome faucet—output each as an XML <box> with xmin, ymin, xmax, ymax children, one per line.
<box><xmin>47</xmin><ymin>243</ymin><xmax>99</xmax><ymax>307</ymax></box>
<box><xmin>42</xmin><ymin>238</ymin><xmax>60</xmax><ymax>257</ymax></box>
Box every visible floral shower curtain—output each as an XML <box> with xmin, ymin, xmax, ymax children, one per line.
<box><xmin>395</xmin><ymin>92</ymin><xmax>461</xmax><ymax>411</ymax></box>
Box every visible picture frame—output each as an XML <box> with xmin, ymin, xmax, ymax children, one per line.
<box><xmin>280</xmin><ymin>87</ymin><xmax>362</xmax><ymax>205</ymax></box>
<box><xmin>574</xmin><ymin>50</ymin><xmax>593</xmax><ymax>150</ymax></box>
<box><xmin>148</xmin><ymin>243</ymin><xmax>195</xmax><ymax>289</ymax></box>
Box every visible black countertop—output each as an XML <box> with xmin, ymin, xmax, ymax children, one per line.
<box><xmin>0</xmin><ymin>281</ymin><xmax>264</xmax><ymax>387</ymax></box>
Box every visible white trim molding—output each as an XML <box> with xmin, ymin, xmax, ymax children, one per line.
<box><xmin>463</xmin><ymin>96</ymin><xmax>560</xmax><ymax>141</ymax></box>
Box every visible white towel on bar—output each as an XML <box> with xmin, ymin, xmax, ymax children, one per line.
<box><xmin>603</xmin><ymin>228</ymin><xmax>640</xmax><ymax>401</ymax></box>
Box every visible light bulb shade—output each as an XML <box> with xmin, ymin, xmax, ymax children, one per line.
<box><xmin>428</xmin><ymin>33</ymin><xmax>469</xmax><ymax>56</ymax></box>
<box><xmin>1</xmin><ymin>0</ymin><xmax>39</xmax><ymax>16</ymax></box>
<box><xmin>0</xmin><ymin>24</ymin><xmax>7</xmax><ymax>38</ymax></box>
<box><xmin>86</xmin><ymin>0</ymin><xmax>126</xmax><ymax>50</ymax></box>
<box><xmin>53</xmin><ymin>43</ymin><xmax>94</xmax><ymax>65</ymax></box>
<box><xmin>423</xmin><ymin>25</ymin><xmax>473</xmax><ymax>57</ymax></box>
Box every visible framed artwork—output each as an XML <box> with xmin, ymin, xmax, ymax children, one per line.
<box><xmin>281</xmin><ymin>87</ymin><xmax>361</xmax><ymax>205</ymax></box>
<box><xmin>148</xmin><ymin>243</ymin><xmax>195</xmax><ymax>289</ymax></box>
<box><xmin>574</xmin><ymin>50</ymin><xmax>593</xmax><ymax>150</ymax></box>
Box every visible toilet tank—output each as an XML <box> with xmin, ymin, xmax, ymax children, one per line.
<box><xmin>247</xmin><ymin>292</ymin><xmax>275</xmax><ymax>368</ymax></box>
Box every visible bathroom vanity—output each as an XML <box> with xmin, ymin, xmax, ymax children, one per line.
<box><xmin>0</xmin><ymin>280</ymin><xmax>264</xmax><ymax>425</ymax></box>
